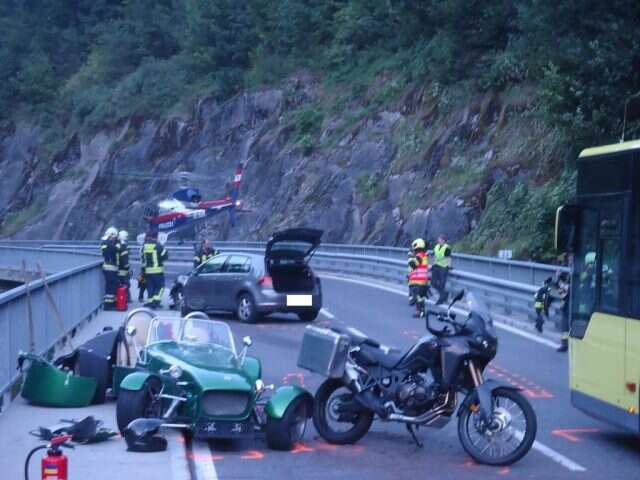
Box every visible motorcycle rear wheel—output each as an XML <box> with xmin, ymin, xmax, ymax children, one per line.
<box><xmin>312</xmin><ymin>378</ymin><xmax>373</xmax><ymax>445</ymax></box>
<box><xmin>458</xmin><ymin>387</ymin><xmax>536</xmax><ymax>466</ymax></box>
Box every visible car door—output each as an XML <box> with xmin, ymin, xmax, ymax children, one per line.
<box><xmin>185</xmin><ymin>255</ymin><xmax>229</xmax><ymax>311</ymax></box>
<box><xmin>216</xmin><ymin>255</ymin><xmax>253</xmax><ymax>310</ymax></box>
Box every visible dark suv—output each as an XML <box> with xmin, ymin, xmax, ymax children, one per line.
<box><xmin>181</xmin><ymin>229</ymin><xmax>323</xmax><ymax>322</ymax></box>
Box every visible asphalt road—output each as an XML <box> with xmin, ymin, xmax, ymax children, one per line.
<box><xmin>2</xmin><ymin>274</ymin><xmax>639</xmax><ymax>479</ymax></box>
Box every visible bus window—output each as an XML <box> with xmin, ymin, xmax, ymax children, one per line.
<box><xmin>598</xmin><ymin>206</ymin><xmax>622</xmax><ymax>312</ymax></box>
<box><xmin>570</xmin><ymin>209</ymin><xmax>599</xmax><ymax>337</ymax></box>
<box><xmin>599</xmin><ymin>239</ymin><xmax>620</xmax><ymax>310</ymax></box>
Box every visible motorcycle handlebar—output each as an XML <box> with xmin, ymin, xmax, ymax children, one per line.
<box><xmin>425</xmin><ymin>309</ymin><xmax>463</xmax><ymax>337</ymax></box>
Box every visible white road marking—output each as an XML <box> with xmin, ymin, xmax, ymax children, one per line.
<box><xmin>493</xmin><ymin>321</ymin><xmax>560</xmax><ymax>349</ymax></box>
<box><xmin>531</xmin><ymin>439</ymin><xmax>587</xmax><ymax>472</ymax></box>
<box><xmin>513</xmin><ymin>431</ymin><xmax>586</xmax><ymax>472</ymax></box>
<box><xmin>320</xmin><ymin>274</ymin><xmax>560</xmax><ymax>349</ymax></box>
<box><xmin>192</xmin><ymin>438</ymin><xmax>219</xmax><ymax>480</ymax></box>
<box><xmin>320</xmin><ymin>307</ymin><xmax>335</xmax><ymax>319</ymax></box>
<box><xmin>320</xmin><ymin>273</ymin><xmax>407</xmax><ymax>296</ymax></box>
<box><xmin>168</xmin><ymin>431</ymin><xmax>191</xmax><ymax>480</ymax></box>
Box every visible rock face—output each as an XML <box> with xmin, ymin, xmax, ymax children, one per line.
<box><xmin>0</xmin><ymin>77</ymin><xmax>542</xmax><ymax>249</ymax></box>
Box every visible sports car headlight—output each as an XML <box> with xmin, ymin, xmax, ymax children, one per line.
<box><xmin>168</xmin><ymin>365</ymin><xmax>183</xmax><ymax>379</ymax></box>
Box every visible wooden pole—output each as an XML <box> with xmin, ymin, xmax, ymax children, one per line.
<box><xmin>36</xmin><ymin>262</ymin><xmax>74</xmax><ymax>350</ymax></box>
<box><xmin>22</xmin><ymin>260</ymin><xmax>35</xmax><ymax>353</ymax></box>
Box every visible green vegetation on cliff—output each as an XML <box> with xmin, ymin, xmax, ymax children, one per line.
<box><xmin>0</xmin><ymin>1</ymin><xmax>639</xmax><ymax>258</ymax></box>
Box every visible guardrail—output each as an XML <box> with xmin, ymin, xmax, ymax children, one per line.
<box><xmin>0</xmin><ymin>247</ymin><xmax>103</xmax><ymax>411</ymax></box>
<box><xmin>8</xmin><ymin>240</ymin><xmax>569</xmax><ymax>285</ymax></box>
<box><xmin>0</xmin><ymin>240</ymin><xmax>567</xmax><ymax>337</ymax></box>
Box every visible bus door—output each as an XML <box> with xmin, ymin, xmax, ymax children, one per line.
<box><xmin>571</xmin><ymin>195</ymin><xmax>627</xmax><ymax>410</ymax></box>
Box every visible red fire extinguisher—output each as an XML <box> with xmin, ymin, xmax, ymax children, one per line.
<box><xmin>24</xmin><ymin>434</ymin><xmax>73</xmax><ymax>480</ymax></box>
<box><xmin>115</xmin><ymin>286</ymin><xmax>128</xmax><ymax>311</ymax></box>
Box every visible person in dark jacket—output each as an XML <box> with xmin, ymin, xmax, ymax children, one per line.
<box><xmin>118</xmin><ymin>230</ymin><xmax>131</xmax><ymax>301</ymax></box>
<box><xmin>533</xmin><ymin>277</ymin><xmax>553</xmax><ymax>333</ymax></box>
<box><xmin>193</xmin><ymin>239</ymin><xmax>216</xmax><ymax>269</ymax></box>
<box><xmin>141</xmin><ymin>230</ymin><xmax>169</xmax><ymax>309</ymax></box>
<box><xmin>100</xmin><ymin>227</ymin><xmax>120</xmax><ymax>310</ymax></box>
<box><xmin>432</xmin><ymin>235</ymin><xmax>452</xmax><ymax>305</ymax></box>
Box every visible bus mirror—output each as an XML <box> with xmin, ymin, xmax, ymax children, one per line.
<box><xmin>555</xmin><ymin>205</ymin><xmax>580</xmax><ymax>252</ymax></box>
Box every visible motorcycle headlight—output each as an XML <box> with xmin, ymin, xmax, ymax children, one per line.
<box><xmin>168</xmin><ymin>365</ymin><xmax>183</xmax><ymax>379</ymax></box>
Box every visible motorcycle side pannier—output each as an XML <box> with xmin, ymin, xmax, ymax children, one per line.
<box><xmin>297</xmin><ymin>326</ymin><xmax>351</xmax><ymax>378</ymax></box>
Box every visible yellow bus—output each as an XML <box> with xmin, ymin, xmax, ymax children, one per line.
<box><xmin>556</xmin><ymin>139</ymin><xmax>640</xmax><ymax>432</ymax></box>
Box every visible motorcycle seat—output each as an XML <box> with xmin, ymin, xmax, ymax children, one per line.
<box><xmin>361</xmin><ymin>344</ymin><xmax>405</xmax><ymax>369</ymax></box>
<box><xmin>331</xmin><ymin>326</ymin><xmax>380</xmax><ymax>348</ymax></box>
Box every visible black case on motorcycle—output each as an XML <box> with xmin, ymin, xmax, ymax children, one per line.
<box><xmin>297</xmin><ymin>326</ymin><xmax>351</xmax><ymax>378</ymax></box>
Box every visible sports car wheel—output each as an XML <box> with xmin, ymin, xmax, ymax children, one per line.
<box><xmin>116</xmin><ymin>377</ymin><xmax>162</xmax><ymax>434</ymax></box>
<box><xmin>265</xmin><ymin>396</ymin><xmax>309</xmax><ymax>450</ymax></box>
<box><xmin>237</xmin><ymin>293</ymin><xmax>257</xmax><ymax>323</ymax></box>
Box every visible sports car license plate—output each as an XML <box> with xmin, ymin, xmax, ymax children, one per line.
<box><xmin>197</xmin><ymin>420</ymin><xmax>253</xmax><ymax>438</ymax></box>
<box><xmin>286</xmin><ymin>295</ymin><xmax>312</xmax><ymax>307</ymax></box>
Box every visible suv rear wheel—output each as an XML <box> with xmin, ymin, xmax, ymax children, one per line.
<box><xmin>237</xmin><ymin>293</ymin><xmax>258</xmax><ymax>323</ymax></box>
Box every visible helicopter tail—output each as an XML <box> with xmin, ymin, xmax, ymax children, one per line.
<box><xmin>228</xmin><ymin>163</ymin><xmax>243</xmax><ymax>226</ymax></box>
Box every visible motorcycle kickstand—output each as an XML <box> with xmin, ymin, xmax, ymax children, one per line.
<box><xmin>405</xmin><ymin>423</ymin><xmax>423</xmax><ymax>448</ymax></box>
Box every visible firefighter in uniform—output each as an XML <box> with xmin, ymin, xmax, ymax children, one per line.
<box><xmin>533</xmin><ymin>277</ymin><xmax>553</xmax><ymax>333</ymax></box>
<box><xmin>142</xmin><ymin>231</ymin><xmax>169</xmax><ymax>309</ymax></box>
<box><xmin>100</xmin><ymin>227</ymin><xmax>120</xmax><ymax>310</ymax></box>
<box><xmin>556</xmin><ymin>270</ymin><xmax>571</xmax><ymax>352</ymax></box>
<box><xmin>117</xmin><ymin>230</ymin><xmax>131</xmax><ymax>301</ymax></box>
<box><xmin>408</xmin><ymin>238</ymin><xmax>429</xmax><ymax>318</ymax></box>
<box><xmin>432</xmin><ymin>235</ymin><xmax>452</xmax><ymax>305</ymax></box>
<box><xmin>193</xmin><ymin>239</ymin><xmax>216</xmax><ymax>269</ymax></box>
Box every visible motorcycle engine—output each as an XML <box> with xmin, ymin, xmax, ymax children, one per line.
<box><xmin>396</xmin><ymin>376</ymin><xmax>438</xmax><ymax>413</ymax></box>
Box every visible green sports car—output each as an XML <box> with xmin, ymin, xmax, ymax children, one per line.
<box><xmin>114</xmin><ymin>310</ymin><xmax>312</xmax><ymax>450</ymax></box>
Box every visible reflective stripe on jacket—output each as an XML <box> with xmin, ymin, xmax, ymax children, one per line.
<box><xmin>118</xmin><ymin>242</ymin><xmax>130</xmax><ymax>275</ymax></box>
<box><xmin>101</xmin><ymin>239</ymin><xmax>119</xmax><ymax>271</ymax></box>
<box><xmin>142</xmin><ymin>242</ymin><xmax>168</xmax><ymax>274</ymax></box>
<box><xmin>193</xmin><ymin>250</ymin><xmax>215</xmax><ymax>268</ymax></box>
<box><xmin>408</xmin><ymin>251</ymin><xmax>429</xmax><ymax>285</ymax></box>
<box><xmin>434</xmin><ymin>243</ymin><xmax>451</xmax><ymax>268</ymax></box>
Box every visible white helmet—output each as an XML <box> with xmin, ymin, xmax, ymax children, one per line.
<box><xmin>118</xmin><ymin>230</ymin><xmax>129</xmax><ymax>242</ymax></box>
<box><xmin>105</xmin><ymin>226</ymin><xmax>118</xmax><ymax>238</ymax></box>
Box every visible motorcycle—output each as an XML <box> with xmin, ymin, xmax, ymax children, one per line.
<box><xmin>306</xmin><ymin>290</ymin><xmax>537</xmax><ymax>466</ymax></box>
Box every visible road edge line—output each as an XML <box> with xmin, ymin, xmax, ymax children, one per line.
<box><xmin>319</xmin><ymin>273</ymin><xmax>560</xmax><ymax>349</ymax></box>
<box><xmin>531</xmin><ymin>439</ymin><xmax>587</xmax><ymax>472</ymax></box>
<box><xmin>168</xmin><ymin>431</ymin><xmax>191</xmax><ymax>480</ymax></box>
<box><xmin>192</xmin><ymin>438</ymin><xmax>219</xmax><ymax>480</ymax></box>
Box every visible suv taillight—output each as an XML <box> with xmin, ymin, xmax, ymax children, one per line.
<box><xmin>257</xmin><ymin>275</ymin><xmax>273</xmax><ymax>288</ymax></box>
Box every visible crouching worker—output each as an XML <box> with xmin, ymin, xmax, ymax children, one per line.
<box><xmin>533</xmin><ymin>277</ymin><xmax>553</xmax><ymax>333</ymax></box>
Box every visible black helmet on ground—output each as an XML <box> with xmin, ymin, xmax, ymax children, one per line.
<box><xmin>124</xmin><ymin>418</ymin><xmax>167</xmax><ymax>452</ymax></box>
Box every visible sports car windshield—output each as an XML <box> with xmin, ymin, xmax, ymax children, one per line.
<box><xmin>147</xmin><ymin>317</ymin><xmax>236</xmax><ymax>354</ymax></box>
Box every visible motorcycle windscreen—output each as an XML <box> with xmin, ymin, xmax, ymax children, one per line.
<box><xmin>20</xmin><ymin>354</ymin><xmax>97</xmax><ymax>407</ymax></box>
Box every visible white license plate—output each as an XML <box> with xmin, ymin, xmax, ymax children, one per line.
<box><xmin>286</xmin><ymin>295</ymin><xmax>312</xmax><ymax>307</ymax></box>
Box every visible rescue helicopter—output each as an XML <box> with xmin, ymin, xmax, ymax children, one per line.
<box><xmin>122</xmin><ymin>163</ymin><xmax>247</xmax><ymax>239</ymax></box>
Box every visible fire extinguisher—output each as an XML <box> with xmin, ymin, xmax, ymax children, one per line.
<box><xmin>115</xmin><ymin>285</ymin><xmax>128</xmax><ymax>311</ymax></box>
<box><xmin>24</xmin><ymin>434</ymin><xmax>73</xmax><ymax>480</ymax></box>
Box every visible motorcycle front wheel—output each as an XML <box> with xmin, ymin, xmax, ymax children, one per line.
<box><xmin>458</xmin><ymin>387</ymin><xmax>537</xmax><ymax>466</ymax></box>
<box><xmin>312</xmin><ymin>378</ymin><xmax>373</xmax><ymax>445</ymax></box>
